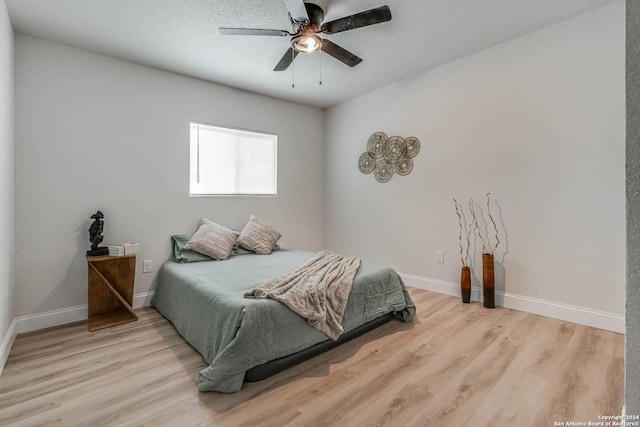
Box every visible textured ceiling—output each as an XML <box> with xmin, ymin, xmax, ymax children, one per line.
<box><xmin>6</xmin><ymin>0</ymin><xmax>618</xmax><ymax>108</ymax></box>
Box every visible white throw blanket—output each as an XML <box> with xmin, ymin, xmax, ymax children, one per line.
<box><xmin>244</xmin><ymin>250</ymin><xmax>361</xmax><ymax>340</ymax></box>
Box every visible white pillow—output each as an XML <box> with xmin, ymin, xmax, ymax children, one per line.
<box><xmin>237</xmin><ymin>215</ymin><xmax>281</xmax><ymax>255</ymax></box>
<box><xmin>184</xmin><ymin>218</ymin><xmax>239</xmax><ymax>260</ymax></box>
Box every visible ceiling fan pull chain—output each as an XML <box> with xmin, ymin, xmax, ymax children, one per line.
<box><xmin>291</xmin><ymin>49</ymin><xmax>296</xmax><ymax>88</ymax></box>
<box><xmin>319</xmin><ymin>53</ymin><xmax>323</xmax><ymax>86</ymax></box>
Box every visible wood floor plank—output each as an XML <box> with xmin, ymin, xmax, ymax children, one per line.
<box><xmin>0</xmin><ymin>288</ymin><xmax>623</xmax><ymax>427</ymax></box>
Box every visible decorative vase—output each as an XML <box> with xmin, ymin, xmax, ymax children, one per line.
<box><xmin>482</xmin><ymin>253</ymin><xmax>495</xmax><ymax>308</ymax></box>
<box><xmin>461</xmin><ymin>266</ymin><xmax>471</xmax><ymax>303</ymax></box>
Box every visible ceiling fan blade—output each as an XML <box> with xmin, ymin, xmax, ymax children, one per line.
<box><xmin>219</xmin><ymin>28</ymin><xmax>290</xmax><ymax>37</ymax></box>
<box><xmin>320</xmin><ymin>39</ymin><xmax>362</xmax><ymax>67</ymax></box>
<box><xmin>283</xmin><ymin>0</ymin><xmax>310</xmax><ymax>24</ymax></box>
<box><xmin>274</xmin><ymin>47</ymin><xmax>300</xmax><ymax>71</ymax></box>
<box><xmin>322</xmin><ymin>5</ymin><xmax>392</xmax><ymax>34</ymax></box>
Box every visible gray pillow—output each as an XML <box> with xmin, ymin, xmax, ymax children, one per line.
<box><xmin>171</xmin><ymin>234</ymin><xmax>265</xmax><ymax>263</ymax></box>
<box><xmin>172</xmin><ymin>234</ymin><xmax>213</xmax><ymax>263</ymax></box>
<box><xmin>184</xmin><ymin>218</ymin><xmax>239</xmax><ymax>260</ymax></box>
<box><xmin>237</xmin><ymin>215</ymin><xmax>281</xmax><ymax>255</ymax></box>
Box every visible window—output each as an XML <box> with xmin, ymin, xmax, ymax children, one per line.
<box><xmin>190</xmin><ymin>122</ymin><xmax>277</xmax><ymax>196</ymax></box>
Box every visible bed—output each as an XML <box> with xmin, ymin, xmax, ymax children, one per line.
<box><xmin>151</xmin><ymin>246</ymin><xmax>415</xmax><ymax>393</ymax></box>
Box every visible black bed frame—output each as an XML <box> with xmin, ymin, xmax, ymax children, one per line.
<box><xmin>244</xmin><ymin>312</ymin><xmax>394</xmax><ymax>382</ymax></box>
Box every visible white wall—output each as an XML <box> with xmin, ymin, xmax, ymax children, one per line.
<box><xmin>0</xmin><ymin>0</ymin><xmax>15</xmax><ymax>370</ymax></box>
<box><xmin>14</xmin><ymin>36</ymin><xmax>325</xmax><ymax>319</ymax></box>
<box><xmin>325</xmin><ymin>3</ymin><xmax>625</xmax><ymax>324</ymax></box>
<box><xmin>626</xmin><ymin>0</ymin><xmax>640</xmax><ymax>413</ymax></box>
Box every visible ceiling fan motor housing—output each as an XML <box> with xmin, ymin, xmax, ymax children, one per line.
<box><xmin>290</xmin><ymin>3</ymin><xmax>325</xmax><ymax>53</ymax></box>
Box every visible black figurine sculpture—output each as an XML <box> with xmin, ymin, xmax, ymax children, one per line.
<box><xmin>87</xmin><ymin>211</ymin><xmax>109</xmax><ymax>256</ymax></box>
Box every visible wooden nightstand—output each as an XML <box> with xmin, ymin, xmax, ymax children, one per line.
<box><xmin>86</xmin><ymin>254</ymin><xmax>138</xmax><ymax>331</ymax></box>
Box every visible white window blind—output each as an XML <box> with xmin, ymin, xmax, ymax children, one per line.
<box><xmin>190</xmin><ymin>123</ymin><xmax>277</xmax><ymax>196</ymax></box>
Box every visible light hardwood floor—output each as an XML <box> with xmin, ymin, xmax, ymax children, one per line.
<box><xmin>0</xmin><ymin>288</ymin><xmax>623</xmax><ymax>427</ymax></box>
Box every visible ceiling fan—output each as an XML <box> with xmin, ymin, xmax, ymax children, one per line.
<box><xmin>219</xmin><ymin>0</ymin><xmax>392</xmax><ymax>71</ymax></box>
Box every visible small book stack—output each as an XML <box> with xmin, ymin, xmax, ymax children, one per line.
<box><xmin>108</xmin><ymin>243</ymin><xmax>140</xmax><ymax>256</ymax></box>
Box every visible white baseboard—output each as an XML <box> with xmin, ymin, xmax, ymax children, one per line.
<box><xmin>132</xmin><ymin>291</ymin><xmax>155</xmax><ymax>308</ymax></box>
<box><xmin>0</xmin><ymin>319</ymin><xmax>17</xmax><ymax>376</ymax></box>
<box><xmin>15</xmin><ymin>291</ymin><xmax>155</xmax><ymax>335</ymax></box>
<box><xmin>401</xmin><ymin>273</ymin><xmax>625</xmax><ymax>334</ymax></box>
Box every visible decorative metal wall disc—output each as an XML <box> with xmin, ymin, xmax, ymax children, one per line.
<box><xmin>359</xmin><ymin>132</ymin><xmax>421</xmax><ymax>183</ymax></box>
<box><xmin>367</xmin><ymin>132</ymin><xmax>389</xmax><ymax>158</ymax></box>
<box><xmin>403</xmin><ymin>137</ymin><xmax>420</xmax><ymax>158</ymax></box>
<box><xmin>374</xmin><ymin>159</ymin><xmax>394</xmax><ymax>183</ymax></box>
<box><xmin>395</xmin><ymin>158</ymin><xmax>413</xmax><ymax>176</ymax></box>
<box><xmin>386</xmin><ymin>136</ymin><xmax>405</xmax><ymax>162</ymax></box>
<box><xmin>358</xmin><ymin>152</ymin><xmax>376</xmax><ymax>174</ymax></box>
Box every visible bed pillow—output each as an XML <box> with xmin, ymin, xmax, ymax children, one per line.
<box><xmin>184</xmin><ymin>218</ymin><xmax>239</xmax><ymax>260</ymax></box>
<box><xmin>237</xmin><ymin>215</ymin><xmax>281</xmax><ymax>255</ymax></box>
<box><xmin>172</xmin><ymin>234</ymin><xmax>261</xmax><ymax>263</ymax></box>
<box><xmin>172</xmin><ymin>234</ymin><xmax>214</xmax><ymax>263</ymax></box>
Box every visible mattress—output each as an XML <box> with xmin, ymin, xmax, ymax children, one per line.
<box><xmin>151</xmin><ymin>249</ymin><xmax>415</xmax><ymax>393</ymax></box>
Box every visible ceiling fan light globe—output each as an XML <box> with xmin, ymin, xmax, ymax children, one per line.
<box><xmin>292</xmin><ymin>33</ymin><xmax>322</xmax><ymax>53</ymax></box>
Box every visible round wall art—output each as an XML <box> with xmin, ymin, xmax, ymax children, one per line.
<box><xmin>358</xmin><ymin>132</ymin><xmax>420</xmax><ymax>183</ymax></box>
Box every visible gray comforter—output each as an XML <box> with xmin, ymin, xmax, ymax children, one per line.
<box><xmin>245</xmin><ymin>250</ymin><xmax>361</xmax><ymax>340</ymax></box>
<box><xmin>151</xmin><ymin>249</ymin><xmax>415</xmax><ymax>393</ymax></box>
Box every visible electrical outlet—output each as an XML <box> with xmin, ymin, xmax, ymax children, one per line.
<box><xmin>143</xmin><ymin>260</ymin><xmax>152</xmax><ymax>273</ymax></box>
<box><xmin>435</xmin><ymin>251</ymin><xmax>444</xmax><ymax>264</ymax></box>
